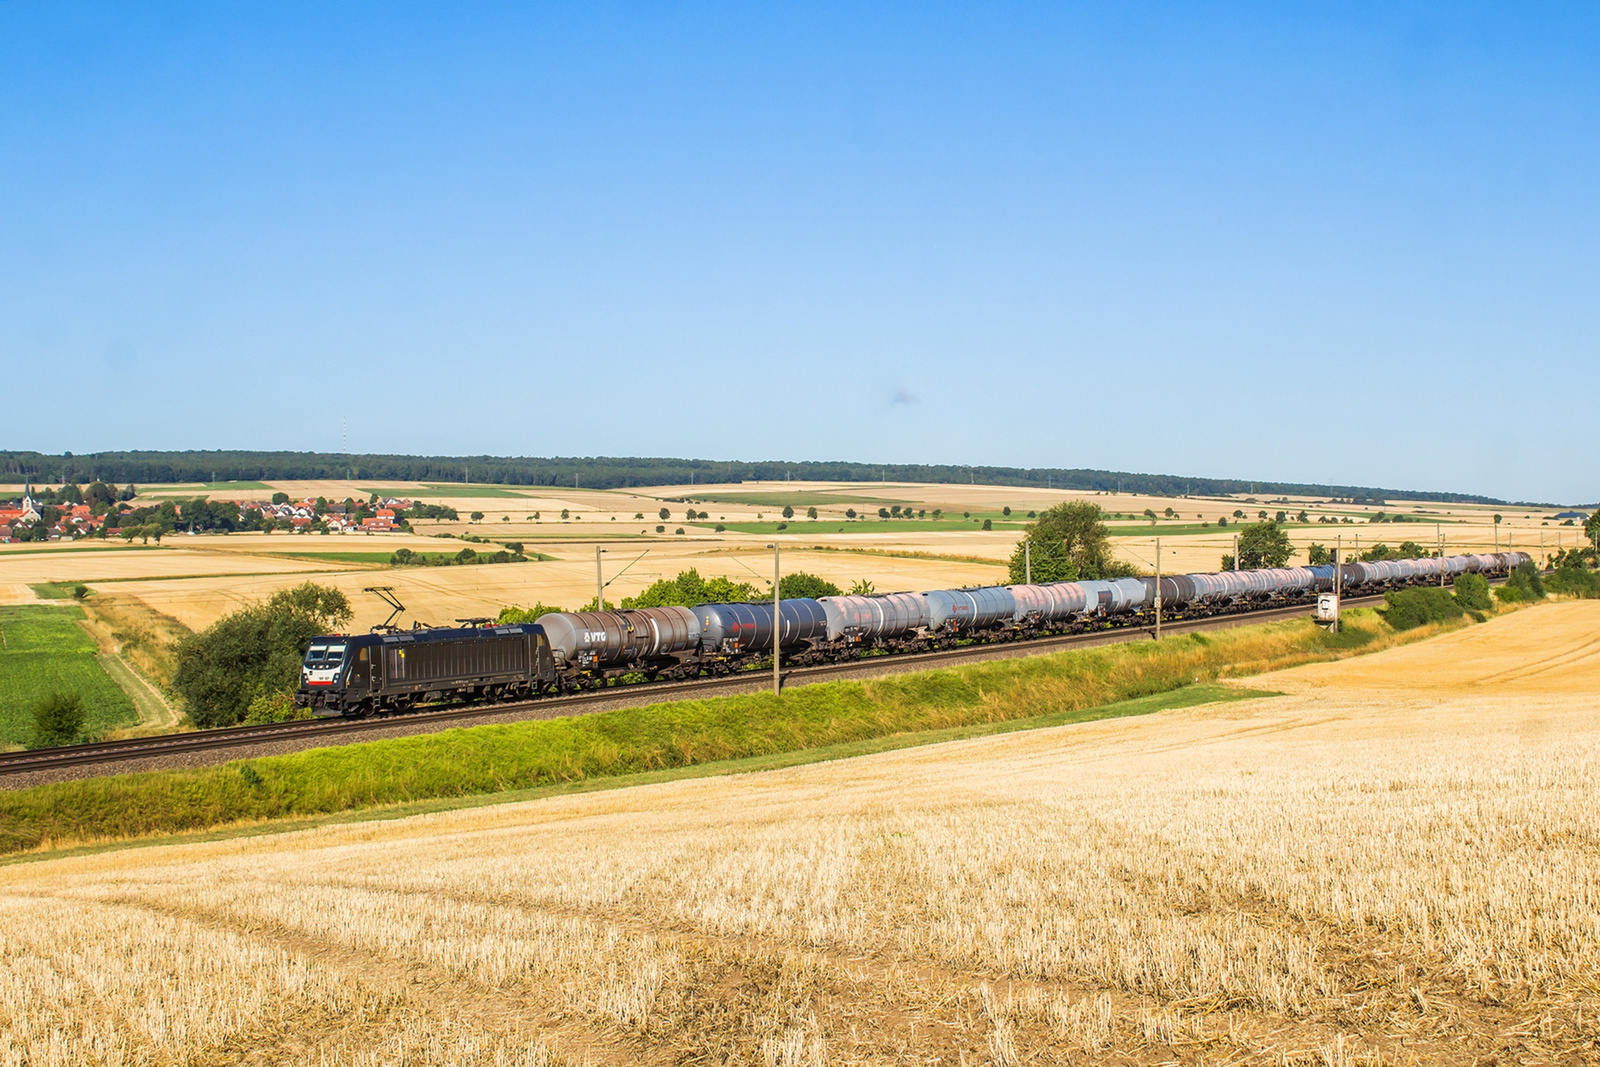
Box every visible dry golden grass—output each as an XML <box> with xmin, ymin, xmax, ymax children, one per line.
<box><xmin>96</xmin><ymin>546</ymin><xmax>1004</xmax><ymax>632</ymax></box>
<box><xmin>3</xmin><ymin>601</ymin><xmax>1597</xmax><ymax>1064</ymax></box>
<box><xmin>0</xmin><ymin>544</ymin><xmax>347</xmax><ymax>584</ymax></box>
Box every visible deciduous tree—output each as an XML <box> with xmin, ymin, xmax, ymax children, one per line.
<box><xmin>1236</xmin><ymin>520</ymin><xmax>1293</xmax><ymax>568</ymax></box>
<box><xmin>172</xmin><ymin>582</ymin><xmax>353</xmax><ymax>729</ymax></box>
<box><xmin>1008</xmin><ymin>501</ymin><xmax>1125</xmax><ymax>583</ymax></box>
<box><xmin>777</xmin><ymin>572</ymin><xmax>841</xmax><ymax>599</ymax></box>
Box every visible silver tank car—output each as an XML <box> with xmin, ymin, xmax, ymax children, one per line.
<box><xmin>1040</xmin><ymin>581</ymin><xmax>1091</xmax><ymax>618</ymax></box>
<box><xmin>1008</xmin><ymin>583</ymin><xmax>1055</xmax><ymax>623</ymax></box>
<box><xmin>1185</xmin><ymin>572</ymin><xmax>1236</xmax><ymax>601</ymax></box>
<box><xmin>817</xmin><ymin>592</ymin><xmax>929</xmax><ymax>642</ymax></box>
<box><xmin>1071</xmin><ymin>578</ymin><xmax>1147</xmax><ymax>615</ymax></box>
<box><xmin>1074</xmin><ymin>580</ymin><xmax>1117</xmax><ymax>613</ymax></box>
<box><xmin>1111</xmin><ymin>577</ymin><xmax>1151</xmax><ymax>610</ymax></box>
<box><xmin>1008</xmin><ymin>582</ymin><xmax>1088</xmax><ymax>624</ymax></box>
<box><xmin>1266</xmin><ymin>566</ymin><xmax>1317</xmax><ymax>594</ymax></box>
<box><xmin>537</xmin><ymin>607</ymin><xmax>701</xmax><ymax>669</ymax></box>
<box><xmin>1208</xmin><ymin>570</ymin><xmax>1250</xmax><ymax>599</ymax></box>
<box><xmin>923</xmin><ymin>586</ymin><xmax>1017</xmax><ymax>632</ymax></box>
<box><xmin>696</xmin><ymin>599</ymin><xmax>829</xmax><ymax>653</ymax></box>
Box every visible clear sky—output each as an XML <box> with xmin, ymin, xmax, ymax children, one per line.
<box><xmin>2</xmin><ymin>4</ymin><xmax>1595</xmax><ymax>502</ymax></box>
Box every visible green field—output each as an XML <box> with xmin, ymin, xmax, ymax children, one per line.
<box><xmin>0</xmin><ymin>606</ymin><xmax>137</xmax><ymax>748</ymax></box>
<box><xmin>1107</xmin><ymin>522</ymin><xmax>1231</xmax><ymax>537</ymax></box>
<box><xmin>679</xmin><ymin>490</ymin><xmax>906</xmax><ymax>507</ymax></box>
<box><xmin>261</xmin><ymin>551</ymin><xmax>396</xmax><ymax>565</ymax></box>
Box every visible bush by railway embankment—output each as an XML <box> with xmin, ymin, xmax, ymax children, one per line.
<box><xmin>0</xmin><ymin>607</ymin><xmax>1477</xmax><ymax>857</ymax></box>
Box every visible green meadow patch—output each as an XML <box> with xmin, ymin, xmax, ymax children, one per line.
<box><xmin>261</xmin><ymin>551</ymin><xmax>396</xmax><ymax>566</ymax></box>
<box><xmin>0</xmin><ymin>606</ymin><xmax>136</xmax><ymax>748</ymax></box>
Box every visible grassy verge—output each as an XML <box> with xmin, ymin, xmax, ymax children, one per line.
<box><xmin>0</xmin><ymin>606</ymin><xmax>137</xmax><ymax>748</ymax></box>
<box><xmin>0</xmin><ymin>606</ymin><xmax>1446</xmax><ymax>856</ymax></box>
<box><xmin>2</xmin><ymin>683</ymin><xmax>1271</xmax><ymax>864</ymax></box>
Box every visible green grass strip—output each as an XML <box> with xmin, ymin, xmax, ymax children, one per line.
<box><xmin>260</xmin><ymin>551</ymin><xmax>395</xmax><ymax>565</ymax></box>
<box><xmin>2</xmin><ymin>683</ymin><xmax>1269</xmax><ymax>865</ymax></box>
<box><xmin>0</xmin><ymin>612</ymin><xmax>1397</xmax><ymax>856</ymax></box>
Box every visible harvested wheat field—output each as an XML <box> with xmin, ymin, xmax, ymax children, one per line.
<box><xmin>96</xmin><ymin>545</ymin><xmax>1005</xmax><ymax>632</ymax></box>
<box><xmin>3</xmin><ymin>602</ymin><xmax>1597</xmax><ymax>1065</ymax></box>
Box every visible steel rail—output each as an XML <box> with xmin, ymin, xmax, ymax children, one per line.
<box><xmin>0</xmin><ymin>587</ymin><xmax>1407</xmax><ymax>778</ymax></box>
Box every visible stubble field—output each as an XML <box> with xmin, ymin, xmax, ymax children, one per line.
<box><xmin>2</xmin><ymin>599</ymin><xmax>1594</xmax><ymax>1065</ymax></box>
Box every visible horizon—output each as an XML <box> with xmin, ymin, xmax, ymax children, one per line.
<box><xmin>0</xmin><ymin>447</ymin><xmax>1578</xmax><ymax>506</ymax></box>
<box><xmin>3</xmin><ymin>5</ymin><xmax>1595</xmax><ymax>504</ymax></box>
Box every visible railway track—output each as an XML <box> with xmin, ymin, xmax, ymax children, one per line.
<box><xmin>0</xmin><ymin>591</ymin><xmax>1395</xmax><ymax>780</ymax></box>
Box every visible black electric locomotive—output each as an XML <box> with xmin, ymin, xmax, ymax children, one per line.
<box><xmin>295</xmin><ymin>622</ymin><xmax>557</xmax><ymax>716</ymax></box>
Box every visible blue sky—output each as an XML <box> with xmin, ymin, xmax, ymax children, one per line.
<box><xmin>2</xmin><ymin>3</ymin><xmax>1595</xmax><ymax>502</ymax></box>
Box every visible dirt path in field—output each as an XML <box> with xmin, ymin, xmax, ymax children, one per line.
<box><xmin>73</xmin><ymin>612</ymin><xmax>182</xmax><ymax>731</ymax></box>
<box><xmin>5</xmin><ymin>600</ymin><xmax>1600</xmax><ymax>1065</ymax></box>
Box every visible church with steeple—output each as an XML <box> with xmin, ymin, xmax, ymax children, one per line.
<box><xmin>18</xmin><ymin>485</ymin><xmax>40</xmax><ymax>524</ymax></box>
<box><xmin>0</xmin><ymin>484</ymin><xmax>41</xmax><ymax>539</ymax></box>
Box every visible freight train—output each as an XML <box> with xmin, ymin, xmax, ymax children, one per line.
<box><xmin>295</xmin><ymin>550</ymin><xmax>1530</xmax><ymax>716</ymax></box>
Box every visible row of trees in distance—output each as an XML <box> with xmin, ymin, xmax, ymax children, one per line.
<box><xmin>1</xmin><ymin>449</ymin><xmax>1506</xmax><ymax>504</ymax></box>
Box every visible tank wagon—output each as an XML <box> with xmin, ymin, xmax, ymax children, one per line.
<box><xmin>534</xmin><ymin>607</ymin><xmax>703</xmax><ymax>685</ymax></box>
<box><xmin>297</xmin><ymin>551</ymin><xmax>1530</xmax><ymax>713</ymax></box>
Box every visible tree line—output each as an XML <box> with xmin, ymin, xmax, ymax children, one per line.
<box><xmin>0</xmin><ymin>449</ymin><xmax>1507</xmax><ymax>504</ymax></box>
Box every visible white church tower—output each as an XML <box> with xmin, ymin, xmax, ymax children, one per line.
<box><xmin>18</xmin><ymin>485</ymin><xmax>40</xmax><ymax>524</ymax></box>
